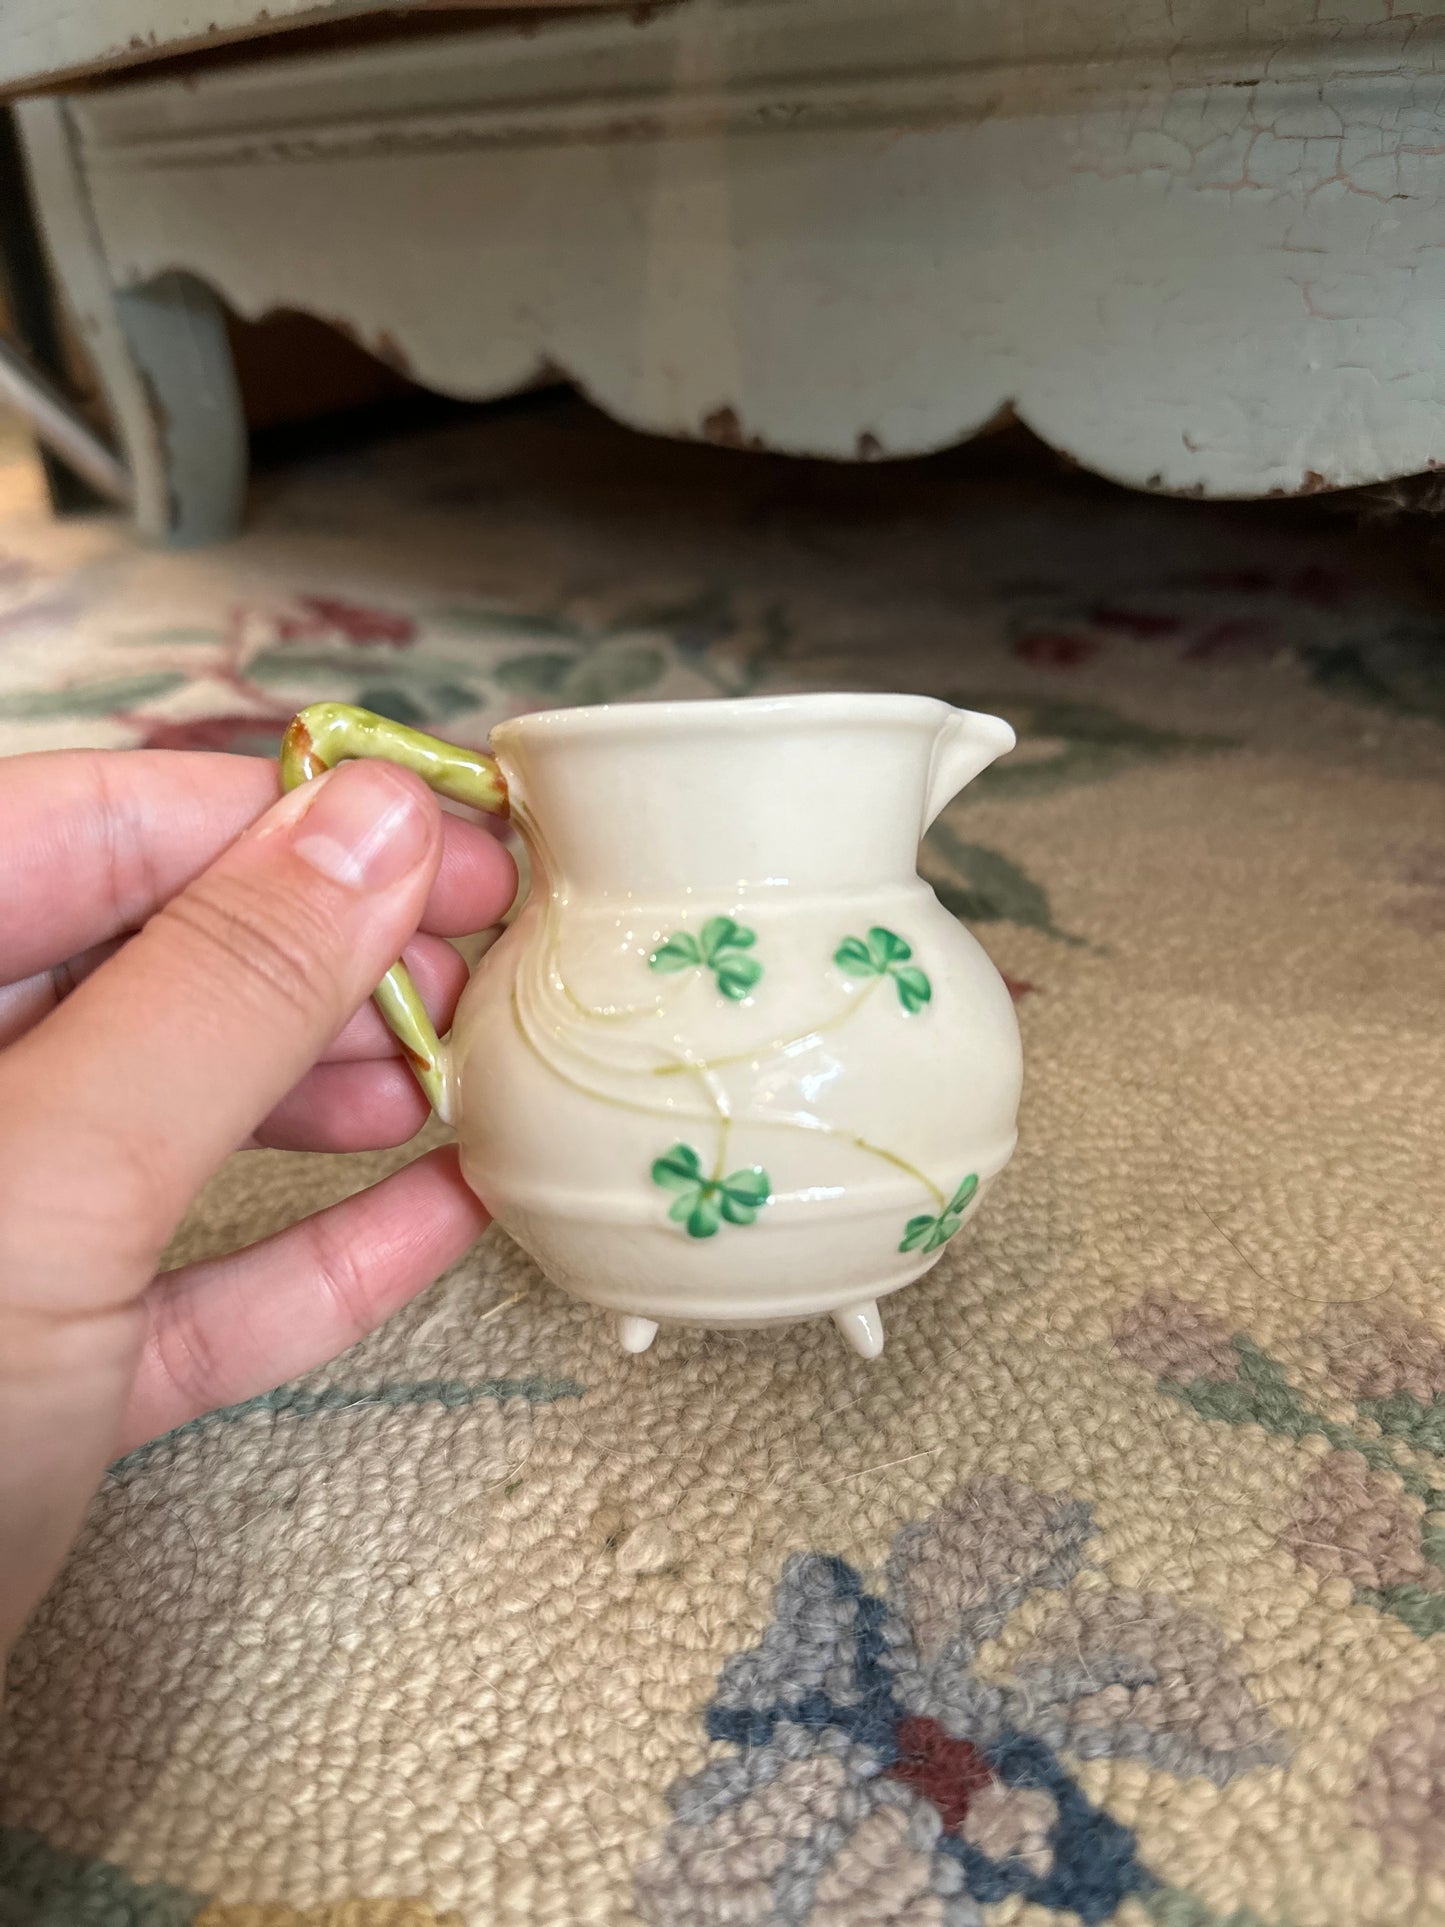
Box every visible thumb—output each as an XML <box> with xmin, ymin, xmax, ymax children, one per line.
<box><xmin>0</xmin><ymin>758</ymin><xmax>446</xmax><ymax>1304</ymax></box>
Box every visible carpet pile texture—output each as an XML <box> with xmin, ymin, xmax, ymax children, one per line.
<box><xmin>1</xmin><ymin>399</ymin><xmax>1443</xmax><ymax>1927</ymax></box>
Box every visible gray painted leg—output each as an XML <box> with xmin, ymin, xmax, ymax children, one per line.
<box><xmin>113</xmin><ymin>273</ymin><xmax>246</xmax><ymax>546</ymax></box>
<box><xmin>15</xmin><ymin>98</ymin><xmax>246</xmax><ymax>547</ymax></box>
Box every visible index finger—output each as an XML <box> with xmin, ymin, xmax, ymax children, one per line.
<box><xmin>0</xmin><ymin>747</ymin><xmax>514</xmax><ymax>982</ymax></box>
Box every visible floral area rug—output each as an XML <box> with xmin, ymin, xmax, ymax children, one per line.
<box><xmin>1</xmin><ymin>394</ymin><xmax>1443</xmax><ymax>1927</ymax></box>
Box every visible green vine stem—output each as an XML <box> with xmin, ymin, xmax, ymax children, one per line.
<box><xmin>650</xmin><ymin>976</ymin><xmax>881</xmax><ymax>1080</ymax></box>
<box><xmin>276</xmin><ymin>710</ymin><xmax>960</xmax><ymax>1225</ymax></box>
<box><xmin>509</xmin><ymin>909</ymin><xmax>949</xmax><ymax>1212</ymax></box>
<box><xmin>513</xmin><ymin>890</ymin><xmax>950</xmax><ymax>1206</ymax></box>
<box><xmin>279</xmin><ymin>702</ymin><xmax>509</xmax><ymax>1118</ymax></box>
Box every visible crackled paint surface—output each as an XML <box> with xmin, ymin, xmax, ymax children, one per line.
<box><xmin>40</xmin><ymin>0</ymin><xmax>1445</xmax><ymax>511</ymax></box>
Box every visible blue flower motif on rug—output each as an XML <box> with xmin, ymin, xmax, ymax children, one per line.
<box><xmin>636</xmin><ymin>1477</ymin><xmax>1291</xmax><ymax>1926</ymax></box>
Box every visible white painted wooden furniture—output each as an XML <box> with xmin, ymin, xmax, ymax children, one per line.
<box><xmin>14</xmin><ymin>0</ymin><xmax>1445</xmax><ymax>544</ymax></box>
<box><xmin>0</xmin><ymin>2</ymin><xmax>605</xmax><ymax>92</ymax></box>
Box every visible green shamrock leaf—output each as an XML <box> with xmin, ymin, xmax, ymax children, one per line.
<box><xmin>898</xmin><ymin>1173</ymin><xmax>979</xmax><ymax>1254</ymax></box>
<box><xmin>698</xmin><ymin>915</ymin><xmax>755</xmax><ymax>960</ymax></box>
<box><xmin>682</xmin><ymin>1189</ymin><xmax>723</xmax><ymax>1238</ymax></box>
<box><xmin>947</xmin><ymin>1174</ymin><xmax>979</xmax><ymax>1216</ymax></box>
<box><xmin>868</xmin><ymin>927</ymin><xmax>913</xmax><ymax>967</ymax></box>
<box><xmin>900</xmin><ymin>1213</ymin><xmax>939</xmax><ymax>1253</ymax></box>
<box><xmin>834</xmin><ymin>935</ymin><xmax>880</xmax><ymax>977</ymax></box>
<box><xmin>650</xmin><ymin>916</ymin><xmax>762</xmax><ymax>1000</ymax></box>
<box><xmin>650</xmin><ymin>933</ymin><xmax>704</xmax><ymax>972</ymax></box>
<box><xmin>651</xmin><ymin>1144</ymin><xmax>772</xmax><ymax>1238</ymax></box>
<box><xmin>652</xmin><ymin>1143</ymin><xmax>705</xmax><ymax>1190</ymax></box>
<box><xmin>892</xmin><ymin>966</ymin><xmax>932</xmax><ymax>1014</ymax></box>
<box><xmin>718</xmin><ymin>1166</ymin><xmax>771</xmax><ymax>1225</ymax></box>
<box><xmin>714</xmin><ymin>954</ymin><xmax>763</xmax><ymax>1001</ymax></box>
<box><xmin>834</xmin><ymin>926</ymin><xmax>932</xmax><ymax>1012</ymax></box>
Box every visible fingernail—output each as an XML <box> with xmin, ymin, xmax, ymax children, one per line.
<box><xmin>289</xmin><ymin>762</ymin><xmax>431</xmax><ymax>890</ymax></box>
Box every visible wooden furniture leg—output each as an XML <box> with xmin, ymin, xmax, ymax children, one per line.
<box><xmin>16</xmin><ymin>97</ymin><xmax>247</xmax><ymax>546</ymax></box>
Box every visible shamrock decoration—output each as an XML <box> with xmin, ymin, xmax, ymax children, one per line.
<box><xmin>649</xmin><ymin>915</ymin><xmax>762</xmax><ymax>1001</ymax></box>
<box><xmin>651</xmin><ymin>1143</ymin><xmax>772</xmax><ymax>1239</ymax></box>
<box><xmin>900</xmin><ymin>1173</ymin><xmax>979</xmax><ymax>1254</ymax></box>
<box><xmin>834</xmin><ymin>926</ymin><xmax>932</xmax><ymax>1012</ymax></box>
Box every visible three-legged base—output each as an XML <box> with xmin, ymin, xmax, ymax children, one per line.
<box><xmin>616</xmin><ymin>1299</ymin><xmax>885</xmax><ymax>1360</ymax></box>
<box><xmin>617</xmin><ymin>1316</ymin><xmax>660</xmax><ymax>1354</ymax></box>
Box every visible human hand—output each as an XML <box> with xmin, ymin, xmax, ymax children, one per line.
<box><xmin>0</xmin><ymin>747</ymin><xmax>516</xmax><ymax>1655</ymax></box>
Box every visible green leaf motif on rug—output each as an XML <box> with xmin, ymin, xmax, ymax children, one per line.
<box><xmin>1145</xmin><ymin>1887</ymin><xmax>1294</xmax><ymax>1927</ymax></box>
<box><xmin>947</xmin><ymin>693</ymin><xmax>1235</xmax><ymax>801</ymax></box>
<box><xmin>490</xmin><ymin>650</ymin><xmax>577</xmax><ymax>695</ymax></box>
<box><xmin>354</xmin><ymin>681</ymin><xmax>482</xmax><ymax>727</ymax></box>
<box><xmin>1133</xmin><ymin>1320</ymin><xmax>1445</xmax><ymax>1640</ymax></box>
<box><xmin>650</xmin><ymin>915</ymin><xmax>762</xmax><ymax>1000</ymax></box>
<box><xmin>452</xmin><ymin>583</ymin><xmax>785</xmax><ymax>701</ymax></box>
<box><xmin>110</xmin><ymin>1376</ymin><xmax>584</xmax><ymax>1476</ymax></box>
<box><xmin>118</xmin><ymin>626</ymin><xmax>223</xmax><ymax>648</ymax></box>
<box><xmin>247</xmin><ymin>649</ymin><xmax>494</xmax><ymax>726</ymax></box>
<box><xmin>1165</xmin><ymin>1339</ymin><xmax>1440</xmax><ymax>1496</ymax></box>
<box><xmin>561</xmin><ymin>644</ymin><xmax>666</xmax><ymax>706</ymax></box>
<box><xmin>651</xmin><ymin>1143</ymin><xmax>771</xmax><ymax>1239</ymax></box>
<box><xmin>245</xmin><ymin>647</ymin><xmax>377</xmax><ymax>687</ymax></box>
<box><xmin>0</xmin><ymin>1825</ymin><xmax>202</xmax><ymax>1927</ymax></box>
<box><xmin>491</xmin><ymin>642</ymin><xmax>665</xmax><ymax>707</ymax></box>
<box><xmin>834</xmin><ymin>926</ymin><xmax>931</xmax><ymax>1011</ymax></box>
<box><xmin>1300</xmin><ymin>622</ymin><xmax>1445</xmax><ymax>729</ymax></box>
<box><xmin>1354</xmin><ymin>1584</ymin><xmax>1445</xmax><ymax>1639</ymax></box>
<box><xmin>922</xmin><ymin>826</ymin><xmax>1085</xmax><ymax>946</ymax></box>
<box><xmin>434</xmin><ymin>604</ymin><xmax>592</xmax><ymax>641</ymax></box>
<box><xmin>0</xmin><ymin>672</ymin><xmax>189</xmax><ymax>719</ymax></box>
<box><xmin>1358</xmin><ymin>1391</ymin><xmax>1445</xmax><ymax>1457</ymax></box>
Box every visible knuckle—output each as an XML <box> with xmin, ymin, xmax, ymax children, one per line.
<box><xmin>146</xmin><ymin>1278</ymin><xmax>228</xmax><ymax>1425</ymax></box>
<box><xmin>305</xmin><ymin>1211</ymin><xmax>376</xmax><ymax>1351</ymax></box>
<box><xmin>155</xmin><ymin>873</ymin><xmax>340</xmax><ymax>1029</ymax></box>
<box><xmin>89</xmin><ymin>753</ymin><xmax>153</xmax><ymax>932</ymax></box>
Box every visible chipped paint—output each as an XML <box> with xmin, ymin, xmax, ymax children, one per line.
<box><xmin>30</xmin><ymin>0</ymin><xmax>1445</xmax><ymax>507</ymax></box>
<box><xmin>700</xmin><ymin>405</ymin><xmax>767</xmax><ymax>452</ymax></box>
<box><xmin>373</xmin><ymin>329</ymin><xmax>412</xmax><ymax>377</ymax></box>
<box><xmin>3</xmin><ymin>2</ymin><xmax>395</xmax><ymax>93</ymax></box>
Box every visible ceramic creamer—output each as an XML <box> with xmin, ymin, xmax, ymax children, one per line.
<box><xmin>280</xmin><ymin>694</ymin><xmax>1021</xmax><ymax>1356</ymax></box>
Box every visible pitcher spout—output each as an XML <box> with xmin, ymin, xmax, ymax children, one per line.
<box><xmin>491</xmin><ymin>693</ymin><xmax>1016</xmax><ymax>896</ymax></box>
<box><xmin>925</xmin><ymin>707</ymin><xmax>1016</xmax><ymax>826</ymax></box>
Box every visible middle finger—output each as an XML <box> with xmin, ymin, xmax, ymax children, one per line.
<box><xmin>0</xmin><ymin>930</ymin><xmax>475</xmax><ymax>1063</ymax></box>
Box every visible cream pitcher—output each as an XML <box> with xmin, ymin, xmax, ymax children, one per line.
<box><xmin>280</xmin><ymin>693</ymin><xmax>1022</xmax><ymax>1357</ymax></box>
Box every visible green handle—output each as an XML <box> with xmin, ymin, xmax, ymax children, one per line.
<box><xmin>280</xmin><ymin>702</ymin><xmax>509</xmax><ymax>1120</ymax></box>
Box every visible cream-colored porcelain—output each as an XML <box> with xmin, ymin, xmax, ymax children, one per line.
<box><xmin>440</xmin><ymin>693</ymin><xmax>1021</xmax><ymax>1358</ymax></box>
<box><xmin>280</xmin><ymin>694</ymin><xmax>1020</xmax><ymax>1355</ymax></box>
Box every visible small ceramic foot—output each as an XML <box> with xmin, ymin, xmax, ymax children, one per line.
<box><xmin>618</xmin><ymin>1315</ymin><xmax>659</xmax><ymax>1354</ymax></box>
<box><xmin>833</xmin><ymin>1300</ymin><xmax>885</xmax><ymax>1360</ymax></box>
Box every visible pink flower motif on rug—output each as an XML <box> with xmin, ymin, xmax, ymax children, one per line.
<box><xmin>1113</xmin><ymin>1294</ymin><xmax>1240</xmax><ymax>1385</ymax></box>
<box><xmin>272</xmin><ymin>594</ymin><xmax>418</xmax><ymax>648</ymax></box>
<box><xmin>1307</xmin><ymin>1301</ymin><xmax>1445</xmax><ymax>1406</ymax></box>
<box><xmin>1284</xmin><ymin>1453</ymin><xmax>1445</xmax><ymax>1599</ymax></box>
<box><xmin>1355</xmin><ymin>1689</ymin><xmax>1445</xmax><ymax>1878</ymax></box>
<box><xmin>1387</xmin><ymin>846</ymin><xmax>1445</xmax><ymax>937</ymax></box>
<box><xmin>1113</xmin><ymin>1294</ymin><xmax>1445</xmax><ymax>1638</ymax></box>
<box><xmin>1013</xmin><ymin>631</ymin><xmax>1103</xmax><ymax>670</ymax></box>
